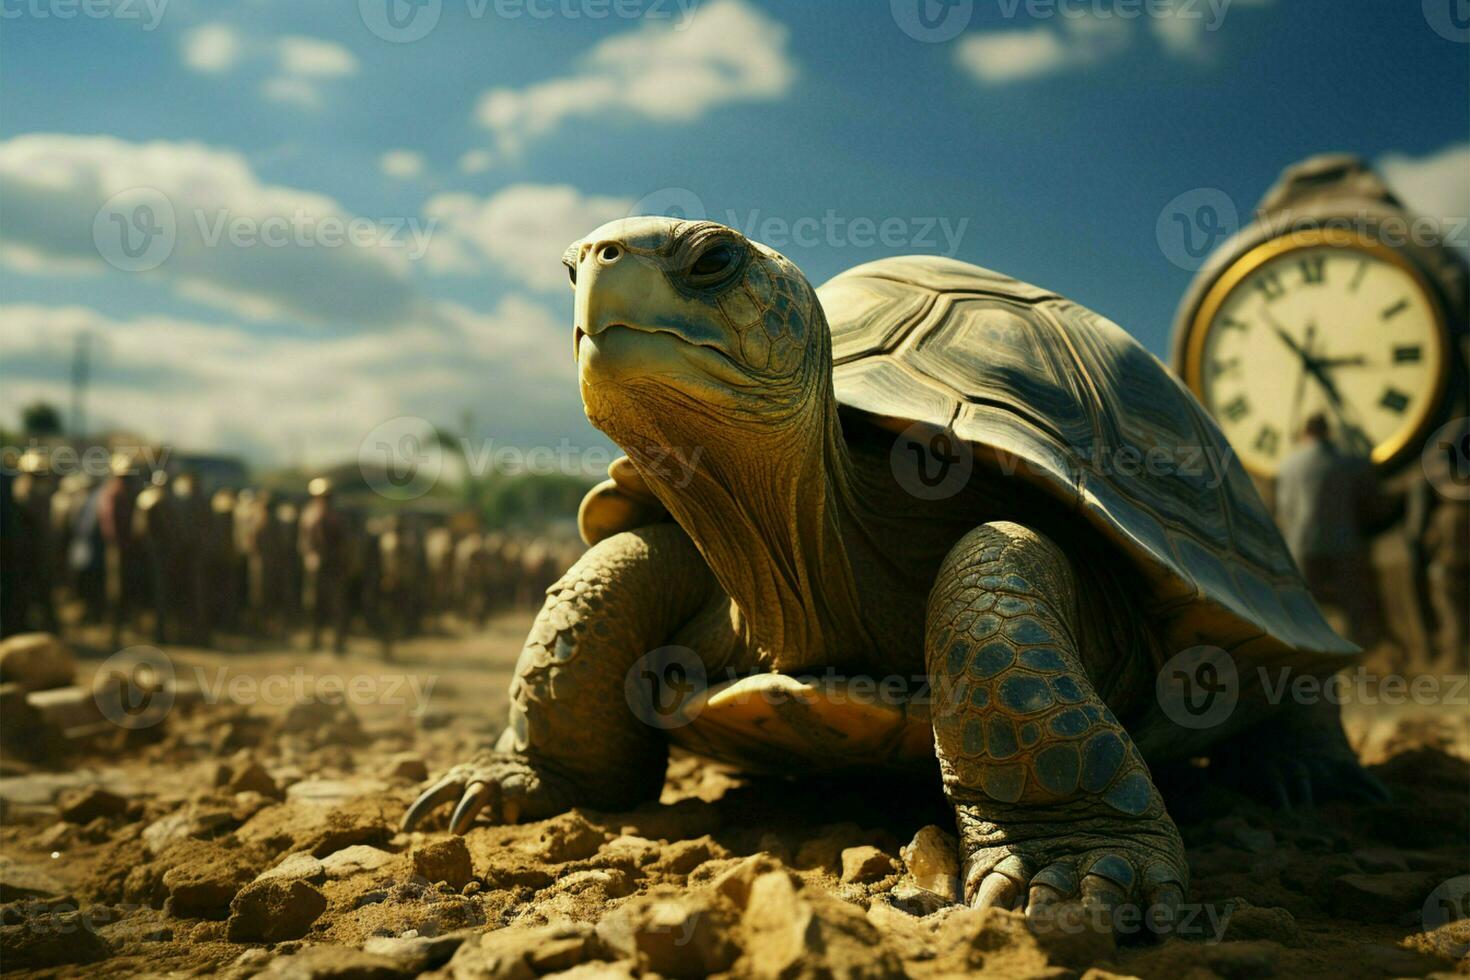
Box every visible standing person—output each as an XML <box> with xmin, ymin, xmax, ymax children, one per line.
<box><xmin>206</xmin><ymin>487</ymin><xmax>240</xmax><ymax>636</ymax></box>
<box><xmin>1275</xmin><ymin>414</ymin><xmax>1392</xmax><ymax>649</ymax></box>
<box><xmin>98</xmin><ymin>454</ymin><xmax>143</xmax><ymax>647</ymax></box>
<box><xmin>299</xmin><ymin>478</ymin><xmax>348</xmax><ymax>654</ymax></box>
<box><xmin>10</xmin><ymin>451</ymin><xmax>60</xmax><ymax>635</ymax></box>
<box><xmin>132</xmin><ymin>469</ymin><xmax>177</xmax><ymax>644</ymax></box>
<box><xmin>170</xmin><ymin>473</ymin><xmax>212</xmax><ymax>646</ymax></box>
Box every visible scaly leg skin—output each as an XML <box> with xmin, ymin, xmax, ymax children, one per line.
<box><xmin>403</xmin><ymin>524</ymin><xmax>721</xmax><ymax>833</ymax></box>
<box><xmin>926</xmin><ymin>521</ymin><xmax>1188</xmax><ymax>931</ymax></box>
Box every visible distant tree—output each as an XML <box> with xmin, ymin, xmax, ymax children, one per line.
<box><xmin>20</xmin><ymin>402</ymin><xmax>63</xmax><ymax>437</ymax></box>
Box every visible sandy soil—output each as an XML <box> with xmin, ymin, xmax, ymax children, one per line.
<box><xmin>1</xmin><ymin>612</ymin><xmax>1466</xmax><ymax>979</ymax></box>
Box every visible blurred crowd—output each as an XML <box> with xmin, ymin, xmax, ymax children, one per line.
<box><xmin>0</xmin><ymin>450</ymin><xmax>584</xmax><ymax>658</ymax></box>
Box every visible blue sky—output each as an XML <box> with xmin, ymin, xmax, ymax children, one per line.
<box><xmin>2</xmin><ymin>0</ymin><xmax>1466</xmax><ymax>469</ymax></box>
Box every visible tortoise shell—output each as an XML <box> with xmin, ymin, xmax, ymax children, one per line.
<box><xmin>820</xmin><ymin>255</ymin><xmax>1354</xmax><ymax>666</ymax></box>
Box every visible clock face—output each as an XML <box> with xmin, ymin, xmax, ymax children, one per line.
<box><xmin>1186</xmin><ymin>235</ymin><xmax>1447</xmax><ymax>477</ymax></box>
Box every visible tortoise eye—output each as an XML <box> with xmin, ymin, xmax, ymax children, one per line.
<box><xmin>565</xmin><ymin>261</ymin><xmax>577</xmax><ymax>289</ymax></box>
<box><xmin>688</xmin><ymin>242</ymin><xmax>740</xmax><ymax>282</ymax></box>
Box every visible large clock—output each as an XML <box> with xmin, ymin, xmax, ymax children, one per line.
<box><xmin>1172</xmin><ymin>155</ymin><xmax>1466</xmax><ymax>481</ymax></box>
<box><xmin>1178</xmin><ymin>229</ymin><xmax>1450</xmax><ymax>477</ymax></box>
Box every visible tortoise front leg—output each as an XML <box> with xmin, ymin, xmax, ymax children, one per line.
<box><xmin>403</xmin><ymin>523</ymin><xmax>723</xmax><ymax>832</ymax></box>
<box><xmin>926</xmin><ymin>521</ymin><xmax>1188</xmax><ymax>927</ymax></box>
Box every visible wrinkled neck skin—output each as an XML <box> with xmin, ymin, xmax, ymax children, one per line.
<box><xmin>586</xmin><ymin>366</ymin><xmax>873</xmax><ymax>673</ymax></box>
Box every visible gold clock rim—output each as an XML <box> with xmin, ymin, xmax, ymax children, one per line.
<box><xmin>1182</xmin><ymin>228</ymin><xmax>1451</xmax><ymax>477</ymax></box>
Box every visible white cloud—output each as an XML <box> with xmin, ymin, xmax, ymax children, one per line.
<box><xmin>181</xmin><ymin>24</ymin><xmax>242</xmax><ymax>74</ymax></box>
<box><xmin>955</xmin><ymin>14</ymin><xmax>1129</xmax><ymax>84</ymax></box>
<box><xmin>472</xmin><ymin>0</ymin><xmax>794</xmax><ymax>162</ymax></box>
<box><xmin>1378</xmin><ymin>142</ymin><xmax>1470</xmax><ymax>252</ymax></box>
<box><xmin>380</xmin><ymin>150</ymin><xmax>426</xmax><ymax>180</ymax></box>
<box><xmin>424</xmin><ymin>183</ymin><xmax>633</xmax><ymax>291</ymax></box>
<box><xmin>0</xmin><ymin>134</ymin><xmax>424</xmax><ymax>328</ymax></box>
<box><xmin>276</xmin><ymin>36</ymin><xmax>359</xmax><ymax>78</ymax></box>
<box><xmin>261</xmin><ymin>76</ymin><xmax>324</xmax><ymax>109</ymax></box>
<box><xmin>0</xmin><ymin>298</ymin><xmax>583</xmax><ymax>468</ymax></box>
<box><xmin>957</xmin><ymin>0</ymin><xmax>1273</xmax><ymax>85</ymax></box>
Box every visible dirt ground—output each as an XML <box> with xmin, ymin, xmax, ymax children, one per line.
<box><xmin>1</xmin><ymin>613</ymin><xmax>1466</xmax><ymax>979</ymax></box>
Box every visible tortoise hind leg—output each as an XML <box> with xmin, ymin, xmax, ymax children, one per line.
<box><xmin>1213</xmin><ymin>698</ymin><xmax>1390</xmax><ymax>808</ymax></box>
<box><xmin>925</xmin><ymin>521</ymin><xmax>1189</xmax><ymax>926</ymax></box>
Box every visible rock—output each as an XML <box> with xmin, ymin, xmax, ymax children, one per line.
<box><xmin>0</xmin><ymin>910</ymin><xmax>111</xmax><ymax>969</ymax></box>
<box><xmin>141</xmin><ymin>805</ymin><xmax>235</xmax><ymax>855</ymax></box>
<box><xmin>710</xmin><ymin>853</ymin><xmax>784</xmax><ymax>910</ymax></box>
<box><xmin>888</xmin><ymin>883</ymin><xmax>956</xmax><ymax>916</ymax></box>
<box><xmin>227</xmin><ymin>761</ymin><xmax>283</xmax><ymax>800</ymax></box>
<box><xmin>381</xmin><ymin>754</ymin><xmax>428</xmax><ymax>782</ymax></box>
<box><xmin>1202</xmin><ymin>940</ymin><xmax>1283</xmax><ymax>979</ymax></box>
<box><xmin>655</xmin><ymin>837</ymin><xmax>718</xmax><ymax>875</ymax></box>
<box><xmin>741</xmin><ymin>870</ymin><xmax>901</xmax><ymax>978</ymax></box>
<box><xmin>1222</xmin><ymin>901</ymin><xmax>1301</xmax><ymax>945</ymax></box>
<box><xmin>523</xmin><ymin>811</ymin><xmax>609</xmax><ymax>863</ymax></box>
<box><xmin>411</xmin><ymin>836</ymin><xmax>473</xmax><ymax>889</ymax></box>
<box><xmin>448</xmin><ymin>922</ymin><xmax>604</xmax><ymax>978</ymax></box>
<box><xmin>1329</xmin><ymin>872</ymin><xmax>1438</xmax><ymax>923</ymax></box>
<box><xmin>320</xmin><ymin>844</ymin><xmax>395</xmax><ymax>879</ymax></box>
<box><xmin>255</xmin><ymin>946</ymin><xmax>409</xmax><ymax>979</ymax></box>
<box><xmin>0</xmin><ymin>858</ymin><xmax>66</xmax><ymax>905</ymax></box>
<box><xmin>159</xmin><ymin>842</ymin><xmax>257</xmax><ymax>919</ymax></box>
<box><xmin>841</xmin><ymin>845</ymin><xmax>897</xmax><ymax>884</ymax></box>
<box><xmin>33</xmin><ymin>821</ymin><xmax>77</xmax><ymax>851</ymax></box>
<box><xmin>598</xmin><ymin>835</ymin><xmax>661</xmax><ymax>869</ymax></box>
<box><xmin>931</xmin><ymin>906</ymin><xmax>1111</xmax><ymax>976</ymax></box>
<box><xmin>618</xmin><ymin>798</ymin><xmax>721</xmax><ymax>842</ymax></box>
<box><xmin>1351</xmin><ymin>848</ymin><xmax>1410</xmax><ymax>873</ymax></box>
<box><xmin>287</xmin><ymin>778</ymin><xmax>389</xmax><ymax>807</ymax></box>
<box><xmin>361</xmin><ymin>931</ymin><xmax>470</xmax><ymax>972</ymax></box>
<box><xmin>226</xmin><ymin>879</ymin><xmax>327</xmax><ymax>943</ymax></box>
<box><xmin>0</xmin><ymin>633</ymin><xmax>76</xmax><ymax>692</ymax></box>
<box><xmin>57</xmin><ymin>787</ymin><xmax>128</xmax><ymax>824</ymax></box>
<box><xmin>255</xmin><ymin>852</ymin><xmax>326</xmax><ymax>885</ymax></box>
<box><xmin>900</xmin><ymin>825</ymin><xmax>961</xmax><ymax>903</ymax></box>
<box><xmin>1231</xmin><ymin>826</ymin><xmax>1276</xmax><ymax>853</ymax></box>
<box><xmin>547</xmin><ymin>868</ymin><xmax>636</xmax><ymax>900</ymax></box>
<box><xmin>597</xmin><ymin>890</ymin><xmax>737</xmax><ymax>978</ymax></box>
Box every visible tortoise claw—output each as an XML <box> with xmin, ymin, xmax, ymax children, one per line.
<box><xmin>401</xmin><ymin>777</ymin><xmax>461</xmax><ymax>832</ymax></box>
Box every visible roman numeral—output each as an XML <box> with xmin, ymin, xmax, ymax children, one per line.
<box><xmin>1299</xmin><ymin>256</ymin><xmax>1325</xmax><ymax>284</ymax></box>
<box><xmin>1252</xmin><ymin>272</ymin><xmax>1285</xmax><ymax>302</ymax></box>
<box><xmin>1349</xmin><ymin>260</ymin><xmax>1368</xmax><ymax>292</ymax></box>
<box><xmin>1210</xmin><ymin>357</ymin><xmax>1240</xmax><ymax>378</ymax></box>
<box><xmin>1381</xmin><ymin>298</ymin><xmax>1409</xmax><ymax>320</ymax></box>
<box><xmin>1393</xmin><ymin>344</ymin><xmax>1422</xmax><ymax>364</ymax></box>
<box><xmin>1223</xmin><ymin>396</ymin><xmax>1250</xmax><ymax>422</ymax></box>
<box><xmin>1218</xmin><ymin>316</ymin><xmax>1249</xmax><ymax>332</ymax></box>
<box><xmin>1254</xmin><ymin>425</ymin><xmax>1280</xmax><ymax>457</ymax></box>
<box><xmin>1380</xmin><ymin>387</ymin><xmax>1410</xmax><ymax>414</ymax></box>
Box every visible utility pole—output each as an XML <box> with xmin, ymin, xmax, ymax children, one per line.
<box><xmin>70</xmin><ymin>332</ymin><xmax>92</xmax><ymax>439</ymax></box>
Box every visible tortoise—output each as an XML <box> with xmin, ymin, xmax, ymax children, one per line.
<box><xmin>404</xmin><ymin>217</ymin><xmax>1386</xmax><ymax>922</ymax></box>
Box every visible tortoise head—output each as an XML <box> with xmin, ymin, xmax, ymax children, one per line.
<box><xmin>567</xmin><ymin>217</ymin><xmax>830</xmax><ymax>449</ymax></box>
